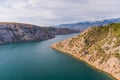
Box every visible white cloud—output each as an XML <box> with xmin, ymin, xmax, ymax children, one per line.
<box><xmin>0</xmin><ymin>0</ymin><xmax>120</xmax><ymax>26</ymax></box>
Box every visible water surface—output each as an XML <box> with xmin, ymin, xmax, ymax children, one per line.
<box><xmin>0</xmin><ymin>34</ymin><xmax>115</xmax><ymax>80</ymax></box>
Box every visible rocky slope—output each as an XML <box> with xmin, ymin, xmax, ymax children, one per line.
<box><xmin>0</xmin><ymin>22</ymin><xmax>79</xmax><ymax>44</ymax></box>
<box><xmin>51</xmin><ymin>23</ymin><xmax>120</xmax><ymax>80</ymax></box>
<box><xmin>52</xmin><ymin>18</ymin><xmax>120</xmax><ymax>30</ymax></box>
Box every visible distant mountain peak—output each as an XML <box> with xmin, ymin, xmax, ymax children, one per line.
<box><xmin>52</xmin><ymin>18</ymin><xmax>120</xmax><ymax>30</ymax></box>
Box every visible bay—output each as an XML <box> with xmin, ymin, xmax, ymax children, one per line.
<box><xmin>0</xmin><ymin>34</ymin><xmax>115</xmax><ymax>80</ymax></box>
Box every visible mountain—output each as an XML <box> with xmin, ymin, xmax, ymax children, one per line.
<box><xmin>0</xmin><ymin>22</ymin><xmax>79</xmax><ymax>44</ymax></box>
<box><xmin>52</xmin><ymin>18</ymin><xmax>120</xmax><ymax>30</ymax></box>
<box><xmin>51</xmin><ymin>23</ymin><xmax>120</xmax><ymax>80</ymax></box>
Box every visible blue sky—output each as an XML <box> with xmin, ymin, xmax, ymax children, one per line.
<box><xmin>0</xmin><ymin>0</ymin><xmax>120</xmax><ymax>26</ymax></box>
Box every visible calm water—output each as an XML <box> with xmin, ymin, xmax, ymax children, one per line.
<box><xmin>0</xmin><ymin>34</ymin><xmax>115</xmax><ymax>80</ymax></box>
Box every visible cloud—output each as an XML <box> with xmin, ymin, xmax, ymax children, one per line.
<box><xmin>0</xmin><ymin>0</ymin><xmax>120</xmax><ymax>26</ymax></box>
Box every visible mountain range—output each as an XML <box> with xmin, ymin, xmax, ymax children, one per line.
<box><xmin>52</xmin><ymin>18</ymin><xmax>120</xmax><ymax>30</ymax></box>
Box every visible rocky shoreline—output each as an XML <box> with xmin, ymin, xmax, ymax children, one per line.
<box><xmin>51</xmin><ymin>44</ymin><xmax>118</xmax><ymax>80</ymax></box>
<box><xmin>51</xmin><ymin>47</ymin><xmax>117</xmax><ymax>80</ymax></box>
<box><xmin>50</xmin><ymin>24</ymin><xmax>120</xmax><ymax>80</ymax></box>
<box><xmin>0</xmin><ymin>22</ymin><xmax>79</xmax><ymax>44</ymax></box>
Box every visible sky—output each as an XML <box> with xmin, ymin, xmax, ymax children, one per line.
<box><xmin>0</xmin><ymin>0</ymin><xmax>120</xmax><ymax>26</ymax></box>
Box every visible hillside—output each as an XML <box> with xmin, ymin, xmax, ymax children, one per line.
<box><xmin>52</xmin><ymin>18</ymin><xmax>120</xmax><ymax>30</ymax></box>
<box><xmin>0</xmin><ymin>22</ymin><xmax>79</xmax><ymax>44</ymax></box>
<box><xmin>51</xmin><ymin>23</ymin><xmax>120</xmax><ymax>80</ymax></box>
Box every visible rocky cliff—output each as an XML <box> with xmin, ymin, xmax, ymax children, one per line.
<box><xmin>51</xmin><ymin>23</ymin><xmax>120</xmax><ymax>80</ymax></box>
<box><xmin>0</xmin><ymin>22</ymin><xmax>79</xmax><ymax>44</ymax></box>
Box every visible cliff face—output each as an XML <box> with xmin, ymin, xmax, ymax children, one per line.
<box><xmin>0</xmin><ymin>22</ymin><xmax>79</xmax><ymax>44</ymax></box>
<box><xmin>51</xmin><ymin>23</ymin><xmax>120</xmax><ymax>80</ymax></box>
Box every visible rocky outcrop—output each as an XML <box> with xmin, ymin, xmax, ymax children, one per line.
<box><xmin>51</xmin><ymin>23</ymin><xmax>120</xmax><ymax>80</ymax></box>
<box><xmin>0</xmin><ymin>22</ymin><xmax>79</xmax><ymax>44</ymax></box>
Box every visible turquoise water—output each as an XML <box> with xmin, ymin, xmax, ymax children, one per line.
<box><xmin>0</xmin><ymin>34</ymin><xmax>115</xmax><ymax>80</ymax></box>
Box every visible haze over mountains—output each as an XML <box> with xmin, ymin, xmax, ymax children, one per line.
<box><xmin>53</xmin><ymin>18</ymin><xmax>120</xmax><ymax>30</ymax></box>
<box><xmin>1</xmin><ymin>17</ymin><xmax>120</xmax><ymax>44</ymax></box>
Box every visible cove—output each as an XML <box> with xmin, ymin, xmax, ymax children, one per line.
<box><xmin>0</xmin><ymin>33</ymin><xmax>115</xmax><ymax>80</ymax></box>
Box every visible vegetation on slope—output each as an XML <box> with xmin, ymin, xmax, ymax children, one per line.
<box><xmin>51</xmin><ymin>23</ymin><xmax>120</xmax><ymax>80</ymax></box>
